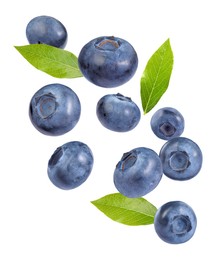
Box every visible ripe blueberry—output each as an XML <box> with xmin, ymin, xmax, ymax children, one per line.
<box><xmin>48</xmin><ymin>141</ymin><xmax>94</xmax><ymax>190</ymax></box>
<box><xmin>96</xmin><ymin>93</ymin><xmax>141</xmax><ymax>132</ymax></box>
<box><xmin>26</xmin><ymin>15</ymin><xmax>68</xmax><ymax>48</ymax></box>
<box><xmin>114</xmin><ymin>147</ymin><xmax>163</xmax><ymax>198</ymax></box>
<box><xmin>29</xmin><ymin>83</ymin><xmax>81</xmax><ymax>136</ymax></box>
<box><xmin>78</xmin><ymin>36</ymin><xmax>138</xmax><ymax>88</ymax></box>
<box><xmin>154</xmin><ymin>201</ymin><xmax>197</xmax><ymax>244</ymax></box>
<box><xmin>151</xmin><ymin>107</ymin><xmax>185</xmax><ymax>140</ymax></box>
<box><xmin>159</xmin><ymin>137</ymin><xmax>203</xmax><ymax>180</ymax></box>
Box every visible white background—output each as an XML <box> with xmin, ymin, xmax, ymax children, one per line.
<box><xmin>1</xmin><ymin>0</ymin><xmax>221</xmax><ymax>259</ymax></box>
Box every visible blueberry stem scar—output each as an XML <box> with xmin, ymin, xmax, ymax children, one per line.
<box><xmin>121</xmin><ymin>152</ymin><xmax>137</xmax><ymax>171</ymax></box>
<box><xmin>97</xmin><ymin>38</ymin><xmax>119</xmax><ymax>49</ymax></box>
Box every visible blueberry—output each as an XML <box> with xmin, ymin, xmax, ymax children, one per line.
<box><xmin>114</xmin><ymin>147</ymin><xmax>163</xmax><ymax>198</ymax></box>
<box><xmin>96</xmin><ymin>93</ymin><xmax>141</xmax><ymax>132</ymax></box>
<box><xmin>159</xmin><ymin>137</ymin><xmax>203</xmax><ymax>180</ymax></box>
<box><xmin>26</xmin><ymin>15</ymin><xmax>68</xmax><ymax>48</ymax></box>
<box><xmin>78</xmin><ymin>36</ymin><xmax>138</xmax><ymax>88</ymax></box>
<box><xmin>151</xmin><ymin>107</ymin><xmax>185</xmax><ymax>140</ymax></box>
<box><xmin>154</xmin><ymin>201</ymin><xmax>197</xmax><ymax>244</ymax></box>
<box><xmin>29</xmin><ymin>83</ymin><xmax>81</xmax><ymax>136</ymax></box>
<box><xmin>48</xmin><ymin>141</ymin><xmax>94</xmax><ymax>190</ymax></box>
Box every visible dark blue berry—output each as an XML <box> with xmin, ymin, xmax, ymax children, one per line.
<box><xmin>114</xmin><ymin>147</ymin><xmax>163</xmax><ymax>198</ymax></box>
<box><xmin>159</xmin><ymin>137</ymin><xmax>203</xmax><ymax>180</ymax></box>
<box><xmin>96</xmin><ymin>93</ymin><xmax>141</xmax><ymax>132</ymax></box>
<box><xmin>26</xmin><ymin>15</ymin><xmax>68</xmax><ymax>48</ymax></box>
<box><xmin>154</xmin><ymin>201</ymin><xmax>197</xmax><ymax>244</ymax></box>
<box><xmin>78</xmin><ymin>36</ymin><xmax>138</xmax><ymax>88</ymax></box>
<box><xmin>29</xmin><ymin>83</ymin><xmax>81</xmax><ymax>136</ymax></box>
<box><xmin>48</xmin><ymin>141</ymin><xmax>94</xmax><ymax>190</ymax></box>
<box><xmin>151</xmin><ymin>107</ymin><xmax>185</xmax><ymax>140</ymax></box>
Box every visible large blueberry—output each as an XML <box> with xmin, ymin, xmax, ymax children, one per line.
<box><xmin>29</xmin><ymin>83</ymin><xmax>81</xmax><ymax>136</ymax></box>
<box><xmin>154</xmin><ymin>201</ymin><xmax>197</xmax><ymax>244</ymax></box>
<box><xmin>78</xmin><ymin>36</ymin><xmax>138</xmax><ymax>88</ymax></box>
<box><xmin>26</xmin><ymin>15</ymin><xmax>68</xmax><ymax>48</ymax></box>
<box><xmin>96</xmin><ymin>93</ymin><xmax>141</xmax><ymax>132</ymax></box>
<box><xmin>48</xmin><ymin>141</ymin><xmax>94</xmax><ymax>190</ymax></box>
<box><xmin>159</xmin><ymin>137</ymin><xmax>203</xmax><ymax>180</ymax></box>
<box><xmin>114</xmin><ymin>147</ymin><xmax>163</xmax><ymax>198</ymax></box>
<box><xmin>151</xmin><ymin>107</ymin><xmax>185</xmax><ymax>140</ymax></box>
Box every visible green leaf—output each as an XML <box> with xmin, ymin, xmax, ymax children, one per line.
<box><xmin>14</xmin><ymin>44</ymin><xmax>83</xmax><ymax>78</ymax></box>
<box><xmin>91</xmin><ymin>193</ymin><xmax>157</xmax><ymax>226</ymax></box>
<box><xmin>140</xmin><ymin>38</ymin><xmax>174</xmax><ymax>114</ymax></box>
